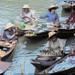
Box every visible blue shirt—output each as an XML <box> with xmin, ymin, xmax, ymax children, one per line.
<box><xmin>40</xmin><ymin>12</ymin><xmax>59</xmax><ymax>23</ymax></box>
<box><xmin>3</xmin><ymin>29</ymin><xmax>16</xmax><ymax>40</ymax></box>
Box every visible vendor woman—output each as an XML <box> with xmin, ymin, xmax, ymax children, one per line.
<box><xmin>21</xmin><ymin>4</ymin><xmax>37</xmax><ymax>25</ymax></box>
<box><xmin>40</xmin><ymin>4</ymin><xmax>59</xmax><ymax>26</ymax></box>
<box><xmin>3</xmin><ymin>23</ymin><xmax>18</xmax><ymax>41</ymax></box>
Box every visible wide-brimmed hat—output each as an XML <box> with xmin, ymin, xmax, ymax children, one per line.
<box><xmin>48</xmin><ymin>5</ymin><xmax>58</xmax><ymax>10</ymax></box>
<box><xmin>22</xmin><ymin>4</ymin><xmax>30</xmax><ymax>9</ymax></box>
<box><xmin>48</xmin><ymin>31</ymin><xmax>57</xmax><ymax>38</ymax></box>
<box><xmin>5</xmin><ymin>23</ymin><xmax>15</xmax><ymax>30</ymax></box>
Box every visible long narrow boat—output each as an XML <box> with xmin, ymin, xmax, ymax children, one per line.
<box><xmin>31</xmin><ymin>56</ymin><xmax>63</xmax><ymax>73</ymax></box>
<box><xmin>23</xmin><ymin>22</ymin><xmax>75</xmax><ymax>40</ymax></box>
<box><xmin>31</xmin><ymin>49</ymin><xmax>64</xmax><ymax>73</ymax></box>
<box><xmin>23</xmin><ymin>22</ymin><xmax>50</xmax><ymax>40</ymax></box>
<box><xmin>25</xmin><ymin>30</ymin><xmax>49</xmax><ymax>40</ymax></box>
<box><xmin>0</xmin><ymin>39</ymin><xmax>17</xmax><ymax>60</ymax></box>
<box><xmin>57</xmin><ymin>29</ymin><xmax>75</xmax><ymax>39</ymax></box>
<box><xmin>39</xmin><ymin>55</ymin><xmax>75</xmax><ymax>75</ymax></box>
<box><xmin>0</xmin><ymin>39</ymin><xmax>17</xmax><ymax>74</ymax></box>
<box><xmin>24</xmin><ymin>26</ymin><xmax>75</xmax><ymax>40</ymax></box>
<box><xmin>20</xmin><ymin>0</ymin><xmax>75</xmax><ymax>40</ymax></box>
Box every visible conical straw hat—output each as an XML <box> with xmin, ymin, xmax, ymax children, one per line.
<box><xmin>5</xmin><ymin>23</ymin><xmax>15</xmax><ymax>30</ymax></box>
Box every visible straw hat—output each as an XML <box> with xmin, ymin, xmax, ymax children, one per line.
<box><xmin>48</xmin><ymin>31</ymin><xmax>57</xmax><ymax>38</ymax></box>
<box><xmin>5</xmin><ymin>23</ymin><xmax>15</xmax><ymax>30</ymax></box>
<box><xmin>48</xmin><ymin>5</ymin><xmax>58</xmax><ymax>10</ymax></box>
<box><xmin>22</xmin><ymin>4</ymin><xmax>30</xmax><ymax>9</ymax></box>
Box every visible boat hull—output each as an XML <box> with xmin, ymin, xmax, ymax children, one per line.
<box><xmin>25</xmin><ymin>31</ymin><xmax>49</xmax><ymax>40</ymax></box>
<box><xmin>57</xmin><ymin>29</ymin><xmax>75</xmax><ymax>39</ymax></box>
<box><xmin>50</xmin><ymin>67</ymin><xmax>75</xmax><ymax>75</ymax></box>
<box><xmin>0</xmin><ymin>40</ymin><xmax>17</xmax><ymax>61</ymax></box>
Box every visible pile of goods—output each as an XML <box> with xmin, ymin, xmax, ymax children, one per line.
<box><xmin>25</xmin><ymin>31</ymin><xmax>37</xmax><ymax>37</ymax></box>
<box><xmin>0</xmin><ymin>49</ymin><xmax>6</xmax><ymax>57</ymax></box>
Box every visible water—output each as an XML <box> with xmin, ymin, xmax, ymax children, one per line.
<box><xmin>0</xmin><ymin>0</ymin><xmax>75</xmax><ymax>75</ymax></box>
<box><xmin>0</xmin><ymin>0</ymin><xmax>55</xmax><ymax>75</ymax></box>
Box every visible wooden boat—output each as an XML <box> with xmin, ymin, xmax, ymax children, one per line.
<box><xmin>24</xmin><ymin>25</ymin><xmax>75</xmax><ymax>40</ymax></box>
<box><xmin>31</xmin><ymin>50</ymin><xmax>64</xmax><ymax>73</ymax></box>
<box><xmin>56</xmin><ymin>29</ymin><xmax>75</xmax><ymax>39</ymax></box>
<box><xmin>39</xmin><ymin>55</ymin><xmax>75</xmax><ymax>75</ymax></box>
<box><xmin>23</xmin><ymin>25</ymin><xmax>75</xmax><ymax>40</ymax></box>
<box><xmin>0</xmin><ymin>39</ymin><xmax>17</xmax><ymax>74</ymax></box>
<box><xmin>24</xmin><ymin>21</ymin><xmax>75</xmax><ymax>39</ymax></box>
<box><xmin>0</xmin><ymin>39</ymin><xmax>17</xmax><ymax>60</ymax></box>
<box><xmin>31</xmin><ymin>56</ymin><xmax>62</xmax><ymax>72</ymax></box>
<box><xmin>24</xmin><ymin>23</ymin><xmax>50</xmax><ymax>40</ymax></box>
<box><xmin>25</xmin><ymin>30</ymin><xmax>49</xmax><ymax>40</ymax></box>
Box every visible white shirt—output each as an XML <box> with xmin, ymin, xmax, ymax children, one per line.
<box><xmin>22</xmin><ymin>10</ymin><xmax>37</xmax><ymax>22</ymax></box>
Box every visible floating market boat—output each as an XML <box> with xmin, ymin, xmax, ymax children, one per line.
<box><xmin>24</xmin><ymin>23</ymin><xmax>50</xmax><ymax>40</ymax></box>
<box><xmin>25</xmin><ymin>30</ymin><xmax>49</xmax><ymax>40</ymax></box>
<box><xmin>0</xmin><ymin>39</ymin><xmax>17</xmax><ymax>74</ymax></box>
<box><xmin>0</xmin><ymin>39</ymin><xmax>17</xmax><ymax>60</ymax></box>
<box><xmin>57</xmin><ymin>28</ymin><xmax>75</xmax><ymax>39</ymax></box>
<box><xmin>21</xmin><ymin>19</ymin><xmax>75</xmax><ymax>39</ymax></box>
<box><xmin>39</xmin><ymin>55</ymin><xmax>75</xmax><ymax>75</ymax></box>
<box><xmin>38</xmin><ymin>42</ymin><xmax>75</xmax><ymax>75</ymax></box>
<box><xmin>18</xmin><ymin>21</ymin><xmax>75</xmax><ymax>40</ymax></box>
<box><xmin>31</xmin><ymin>49</ymin><xmax>64</xmax><ymax>73</ymax></box>
<box><xmin>18</xmin><ymin>1</ymin><xmax>75</xmax><ymax>40</ymax></box>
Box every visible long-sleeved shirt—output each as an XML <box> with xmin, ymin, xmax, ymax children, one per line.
<box><xmin>40</xmin><ymin>12</ymin><xmax>59</xmax><ymax>23</ymax></box>
<box><xmin>49</xmin><ymin>38</ymin><xmax>66</xmax><ymax>50</ymax></box>
<box><xmin>21</xmin><ymin>10</ymin><xmax>37</xmax><ymax>23</ymax></box>
<box><xmin>49</xmin><ymin>39</ymin><xmax>60</xmax><ymax>50</ymax></box>
<box><xmin>3</xmin><ymin>29</ymin><xmax>16</xmax><ymax>41</ymax></box>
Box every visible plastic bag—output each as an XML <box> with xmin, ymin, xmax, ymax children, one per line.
<box><xmin>19</xmin><ymin>22</ymin><xmax>27</xmax><ymax>30</ymax></box>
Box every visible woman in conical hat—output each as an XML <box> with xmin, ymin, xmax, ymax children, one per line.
<box><xmin>21</xmin><ymin>4</ymin><xmax>37</xmax><ymax>25</ymax></box>
<box><xmin>40</xmin><ymin>4</ymin><xmax>59</xmax><ymax>24</ymax></box>
<box><xmin>5</xmin><ymin>23</ymin><xmax>15</xmax><ymax>30</ymax></box>
<box><xmin>3</xmin><ymin>23</ymin><xmax>17</xmax><ymax>41</ymax></box>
